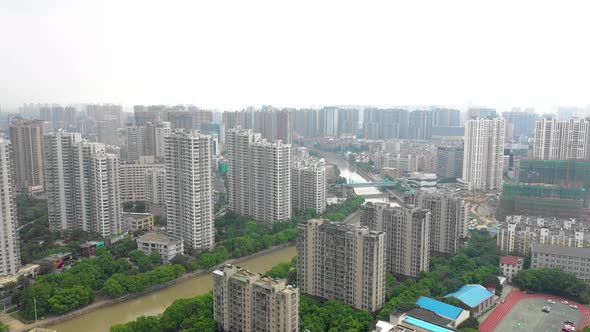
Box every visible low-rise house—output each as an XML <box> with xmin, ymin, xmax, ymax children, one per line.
<box><xmin>444</xmin><ymin>284</ymin><xmax>495</xmax><ymax>317</ymax></box>
<box><xmin>136</xmin><ymin>232</ymin><xmax>184</xmax><ymax>264</ymax></box>
<box><xmin>499</xmin><ymin>256</ymin><xmax>524</xmax><ymax>282</ymax></box>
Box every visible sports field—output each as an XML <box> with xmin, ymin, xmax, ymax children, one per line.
<box><xmin>480</xmin><ymin>290</ymin><xmax>590</xmax><ymax>332</ymax></box>
<box><xmin>493</xmin><ymin>298</ymin><xmax>580</xmax><ymax>331</ymax></box>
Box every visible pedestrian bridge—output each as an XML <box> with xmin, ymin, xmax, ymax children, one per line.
<box><xmin>340</xmin><ymin>178</ymin><xmax>397</xmax><ymax>188</ymax></box>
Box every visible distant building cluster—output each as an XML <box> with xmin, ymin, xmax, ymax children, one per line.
<box><xmin>497</xmin><ymin>215</ymin><xmax>588</xmax><ymax>256</ymax></box>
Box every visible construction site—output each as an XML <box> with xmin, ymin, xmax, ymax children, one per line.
<box><xmin>499</xmin><ymin>160</ymin><xmax>590</xmax><ymax>221</ymax></box>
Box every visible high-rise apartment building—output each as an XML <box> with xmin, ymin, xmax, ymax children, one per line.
<box><xmin>502</xmin><ymin>109</ymin><xmax>538</xmax><ymax>138</ymax></box>
<box><xmin>337</xmin><ymin>108</ymin><xmax>359</xmax><ymax>136</ymax></box>
<box><xmin>291</xmin><ymin>109</ymin><xmax>319</xmax><ymax>138</ymax></box>
<box><xmin>87</xmin><ymin>104</ymin><xmax>123</xmax><ymax>146</ymax></box>
<box><xmin>167</xmin><ymin>108</ymin><xmax>213</xmax><ymax>130</ymax></box>
<box><xmin>460</xmin><ymin>117</ymin><xmax>506</xmax><ymax>191</ymax></box>
<box><xmin>165</xmin><ymin>130</ymin><xmax>214</xmax><ymax>254</ymax></box>
<box><xmin>134</xmin><ymin>106</ymin><xmax>161</xmax><ymax>126</ymax></box>
<box><xmin>409</xmin><ymin>110</ymin><xmax>433</xmax><ymax>140</ymax></box>
<box><xmin>120</xmin><ymin>157</ymin><xmax>165</xmax><ymax>202</ymax></box>
<box><xmin>361</xmin><ymin>204</ymin><xmax>431</xmax><ymax>278</ymax></box>
<box><xmin>533</xmin><ymin>118</ymin><xmax>590</xmax><ymax>160</ymax></box>
<box><xmin>436</xmin><ymin>146</ymin><xmax>464</xmax><ymax>179</ymax></box>
<box><xmin>253</xmin><ymin>109</ymin><xmax>292</xmax><ymax>144</ymax></box>
<box><xmin>405</xmin><ymin>191</ymin><xmax>468</xmax><ymax>255</ymax></box>
<box><xmin>213</xmin><ymin>264</ymin><xmax>299</xmax><ymax>332</ymax></box>
<box><xmin>0</xmin><ymin>140</ymin><xmax>21</xmax><ymax>276</ymax></box>
<box><xmin>467</xmin><ymin>108</ymin><xmax>497</xmax><ymax>120</ymax></box>
<box><xmin>40</xmin><ymin>105</ymin><xmax>77</xmax><ymax>130</ymax></box>
<box><xmin>145</xmin><ymin>167</ymin><xmax>166</xmax><ymax>216</ymax></box>
<box><xmin>291</xmin><ymin>159</ymin><xmax>327</xmax><ymax>214</ymax></box>
<box><xmin>363</xmin><ymin>108</ymin><xmax>409</xmax><ymax>139</ymax></box>
<box><xmin>45</xmin><ymin>130</ymin><xmax>122</xmax><ymax>237</ymax></box>
<box><xmin>433</xmin><ymin>108</ymin><xmax>461</xmax><ymax>127</ymax></box>
<box><xmin>222</xmin><ymin>110</ymin><xmax>254</xmax><ymax>131</ymax></box>
<box><xmin>226</xmin><ymin>127</ymin><xmax>292</xmax><ymax>224</ymax></box>
<box><xmin>297</xmin><ymin>219</ymin><xmax>386</xmax><ymax>312</ymax></box>
<box><xmin>9</xmin><ymin>119</ymin><xmax>46</xmax><ymax>191</ymax></box>
<box><xmin>126</xmin><ymin>121</ymin><xmax>171</xmax><ymax>162</ymax></box>
<box><xmin>319</xmin><ymin>107</ymin><xmax>339</xmax><ymax>137</ymax></box>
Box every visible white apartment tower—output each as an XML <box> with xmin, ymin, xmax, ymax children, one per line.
<box><xmin>226</xmin><ymin>127</ymin><xmax>292</xmax><ymax>224</ymax></box>
<box><xmin>297</xmin><ymin>219</ymin><xmax>386</xmax><ymax>312</ymax></box>
<box><xmin>145</xmin><ymin>167</ymin><xmax>166</xmax><ymax>216</ymax></box>
<box><xmin>213</xmin><ymin>264</ymin><xmax>299</xmax><ymax>332</ymax></box>
<box><xmin>165</xmin><ymin>130</ymin><xmax>214</xmax><ymax>254</ymax></box>
<box><xmin>0</xmin><ymin>140</ymin><xmax>20</xmax><ymax>276</ymax></box>
<box><xmin>45</xmin><ymin>130</ymin><xmax>122</xmax><ymax>237</ymax></box>
<box><xmin>291</xmin><ymin>159</ymin><xmax>327</xmax><ymax>214</ymax></box>
<box><xmin>534</xmin><ymin>118</ymin><xmax>590</xmax><ymax>160</ymax></box>
<box><xmin>9</xmin><ymin>119</ymin><xmax>46</xmax><ymax>191</ymax></box>
<box><xmin>461</xmin><ymin>117</ymin><xmax>506</xmax><ymax>191</ymax></box>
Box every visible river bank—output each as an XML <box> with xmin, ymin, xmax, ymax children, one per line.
<box><xmin>14</xmin><ymin>243</ymin><xmax>296</xmax><ymax>332</ymax></box>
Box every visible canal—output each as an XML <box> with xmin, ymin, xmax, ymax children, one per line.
<box><xmin>49</xmin><ymin>246</ymin><xmax>297</xmax><ymax>332</ymax></box>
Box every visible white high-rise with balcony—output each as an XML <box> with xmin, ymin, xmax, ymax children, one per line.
<box><xmin>461</xmin><ymin>117</ymin><xmax>506</xmax><ymax>191</ymax></box>
<box><xmin>165</xmin><ymin>130</ymin><xmax>214</xmax><ymax>254</ymax></box>
<box><xmin>45</xmin><ymin>130</ymin><xmax>122</xmax><ymax>237</ymax></box>
<box><xmin>0</xmin><ymin>140</ymin><xmax>21</xmax><ymax>276</ymax></box>
<box><xmin>533</xmin><ymin>118</ymin><xmax>590</xmax><ymax>160</ymax></box>
<box><xmin>226</xmin><ymin>127</ymin><xmax>292</xmax><ymax>224</ymax></box>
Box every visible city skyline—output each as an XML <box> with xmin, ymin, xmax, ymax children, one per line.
<box><xmin>2</xmin><ymin>1</ymin><xmax>590</xmax><ymax>112</ymax></box>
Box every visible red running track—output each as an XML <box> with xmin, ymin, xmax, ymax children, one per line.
<box><xmin>480</xmin><ymin>289</ymin><xmax>590</xmax><ymax>332</ymax></box>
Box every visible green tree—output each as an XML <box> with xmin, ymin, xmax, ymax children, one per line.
<box><xmin>102</xmin><ymin>278</ymin><xmax>125</xmax><ymax>298</ymax></box>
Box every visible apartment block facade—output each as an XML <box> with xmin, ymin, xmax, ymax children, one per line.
<box><xmin>9</xmin><ymin>119</ymin><xmax>46</xmax><ymax>191</ymax></box>
<box><xmin>119</xmin><ymin>157</ymin><xmax>164</xmax><ymax>202</ymax></box>
<box><xmin>226</xmin><ymin>127</ymin><xmax>292</xmax><ymax>224</ymax></box>
<box><xmin>165</xmin><ymin>130</ymin><xmax>214</xmax><ymax>254</ymax></box>
<box><xmin>45</xmin><ymin>130</ymin><xmax>122</xmax><ymax>237</ymax></box>
<box><xmin>361</xmin><ymin>203</ymin><xmax>432</xmax><ymax>278</ymax></box>
<box><xmin>461</xmin><ymin>117</ymin><xmax>506</xmax><ymax>191</ymax></box>
<box><xmin>0</xmin><ymin>140</ymin><xmax>20</xmax><ymax>276</ymax></box>
<box><xmin>405</xmin><ymin>191</ymin><xmax>468</xmax><ymax>256</ymax></box>
<box><xmin>533</xmin><ymin>117</ymin><xmax>590</xmax><ymax>160</ymax></box>
<box><xmin>213</xmin><ymin>264</ymin><xmax>299</xmax><ymax>332</ymax></box>
<box><xmin>531</xmin><ymin>244</ymin><xmax>590</xmax><ymax>284</ymax></box>
<box><xmin>291</xmin><ymin>159</ymin><xmax>327</xmax><ymax>214</ymax></box>
<box><xmin>297</xmin><ymin>219</ymin><xmax>385</xmax><ymax>312</ymax></box>
<box><xmin>497</xmin><ymin>215</ymin><xmax>588</xmax><ymax>256</ymax></box>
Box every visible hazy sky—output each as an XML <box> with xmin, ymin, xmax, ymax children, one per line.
<box><xmin>1</xmin><ymin>0</ymin><xmax>589</xmax><ymax>113</ymax></box>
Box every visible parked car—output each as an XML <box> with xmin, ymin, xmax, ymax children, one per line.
<box><xmin>548</xmin><ymin>300</ymin><xmax>556</xmax><ymax>304</ymax></box>
<box><xmin>570</xmin><ymin>305</ymin><xmax>578</xmax><ymax>309</ymax></box>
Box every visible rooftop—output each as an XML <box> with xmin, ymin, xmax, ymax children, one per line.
<box><xmin>403</xmin><ymin>316</ymin><xmax>455</xmax><ymax>332</ymax></box>
<box><xmin>500</xmin><ymin>256</ymin><xmax>524</xmax><ymax>266</ymax></box>
<box><xmin>415</xmin><ymin>296</ymin><xmax>464</xmax><ymax>320</ymax></box>
<box><xmin>138</xmin><ymin>232</ymin><xmax>180</xmax><ymax>244</ymax></box>
<box><xmin>406</xmin><ymin>308</ymin><xmax>452</xmax><ymax>326</ymax></box>
<box><xmin>532</xmin><ymin>243</ymin><xmax>590</xmax><ymax>258</ymax></box>
<box><xmin>445</xmin><ymin>284</ymin><xmax>494</xmax><ymax>308</ymax></box>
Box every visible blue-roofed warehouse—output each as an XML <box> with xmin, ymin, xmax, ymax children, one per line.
<box><xmin>445</xmin><ymin>284</ymin><xmax>496</xmax><ymax>317</ymax></box>
<box><xmin>416</xmin><ymin>296</ymin><xmax>470</xmax><ymax>327</ymax></box>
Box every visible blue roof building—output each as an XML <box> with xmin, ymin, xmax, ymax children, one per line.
<box><xmin>403</xmin><ymin>316</ymin><xmax>455</xmax><ymax>332</ymax></box>
<box><xmin>416</xmin><ymin>296</ymin><xmax>463</xmax><ymax>320</ymax></box>
<box><xmin>445</xmin><ymin>284</ymin><xmax>496</xmax><ymax>317</ymax></box>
